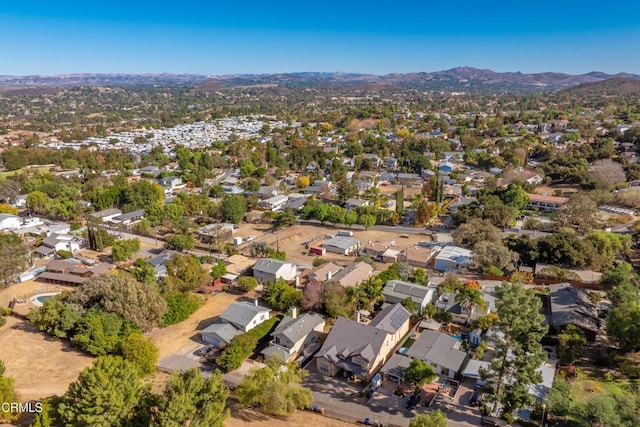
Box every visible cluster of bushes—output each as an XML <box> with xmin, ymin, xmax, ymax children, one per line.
<box><xmin>27</xmin><ymin>275</ymin><xmax>166</xmax><ymax>356</ymax></box>
<box><xmin>215</xmin><ymin>316</ymin><xmax>281</xmax><ymax>372</ymax></box>
<box><xmin>162</xmin><ymin>291</ymin><xmax>203</xmax><ymax>326</ymax></box>
<box><xmin>300</xmin><ymin>199</ymin><xmax>394</xmax><ymax>228</ymax></box>
<box><xmin>111</xmin><ymin>238</ymin><xmax>141</xmax><ymax>261</ymax></box>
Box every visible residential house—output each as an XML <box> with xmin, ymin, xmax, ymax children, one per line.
<box><xmin>10</xmin><ymin>195</ymin><xmax>28</xmax><ymax>208</ymax></box>
<box><xmin>526</xmin><ymin>193</ymin><xmax>568</xmax><ymax>212</ymax></box>
<box><xmin>545</xmin><ymin>283</ymin><xmax>600</xmax><ymax>342</ymax></box>
<box><xmin>200</xmin><ymin>323</ymin><xmax>243</xmax><ymax>348</ymax></box>
<box><xmin>252</xmin><ymin>258</ymin><xmax>297</xmax><ymax>283</ymax></box>
<box><xmin>447</xmin><ymin>197</ymin><xmax>477</xmax><ymax>214</ymax></box>
<box><xmin>315</xmin><ymin>304</ymin><xmax>411</xmax><ymax>381</ymax></box>
<box><xmin>0</xmin><ymin>214</ymin><xmax>20</xmax><ymax>230</ymax></box>
<box><xmin>261</xmin><ymin>309</ymin><xmax>325</xmax><ymax>362</ymax></box>
<box><xmin>256</xmin><ymin>186</ymin><xmax>280</xmax><ymax>200</ymax></box>
<box><xmin>353</xmin><ymin>179</ymin><xmax>374</xmax><ymax>194</ymax></box>
<box><xmin>363</xmin><ymin>154</ymin><xmax>382</xmax><ymax>169</ymax></box>
<box><xmin>489</xmin><ymin>167</ymin><xmax>503</xmax><ymax>176</ymax></box>
<box><xmin>34</xmin><ymin>233</ymin><xmax>83</xmax><ymax>258</ymax></box>
<box><xmin>438</xmin><ymin>162</ymin><xmax>454</xmax><ymax>174</ymax></box>
<box><xmin>398</xmin><ymin>245</ymin><xmax>437</xmax><ymax>269</ymax></box>
<box><xmin>157</xmin><ymin>176</ymin><xmax>183</xmax><ymax>190</ymax></box>
<box><xmin>385</xmin><ymin>157</ymin><xmax>399</xmax><ymax>170</ymax></box>
<box><xmin>304</xmin><ymin>180</ymin><xmax>333</xmax><ymax>197</ymax></box>
<box><xmin>197</xmin><ymin>223</ymin><xmax>234</xmax><ymax>245</ymax></box>
<box><xmin>218</xmin><ymin>300</ymin><xmax>270</xmax><ymax>333</ymax></box>
<box><xmin>135</xmin><ymin>165</ymin><xmax>161</xmax><ymax>177</ymax></box>
<box><xmin>327</xmin><ymin>261</ymin><xmax>374</xmax><ymax>288</ymax></box>
<box><xmin>258</xmin><ymin>195</ymin><xmax>289</xmax><ymax>211</ymax></box>
<box><xmin>345</xmin><ymin>198</ymin><xmax>369</xmax><ymax>210</ymax></box>
<box><xmin>434</xmin><ymin>245</ymin><xmax>472</xmax><ymax>272</ymax></box>
<box><xmin>383</xmin><ymin>280</ymin><xmax>436</xmax><ymax>314</ymax></box>
<box><xmin>110</xmin><ymin>209</ymin><xmax>145</xmax><ymax>227</ymax></box>
<box><xmin>89</xmin><ymin>208</ymin><xmax>123</xmax><ymax>223</ymax></box>
<box><xmin>361</xmin><ymin>240</ymin><xmax>394</xmax><ymax>261</ymax></box>
<box><xmin>435</xmin><ymin>291</ymin><xmax>494</xmax><ymax>325</ymax></box>
<box><xmin>397</xmin><ymin>173</ymin><xmax>423</xmax><ymax>185</ymax></box>
<box><xmin>405</xmin><ymin>331</ymin><xmax>468</xmax><ymax>379</ymax></box>
<box><xmin>303</xmin><ymin>262</ymin><xmax>343</xmax><ymax>284</ymax></box>
<box><xmin>38</xmin><ymin>260</ymin><xmax>113</xmax><ymax>286</ymax></box>
<box><xmin>322</xmin><ymin>236</ymin><xmax>361</xmax><ymax>255</ymax></box>
<box><xmin>148</xmin><ymin>250</ymin><xmax>179</xmax><ymax>278</ymax></box>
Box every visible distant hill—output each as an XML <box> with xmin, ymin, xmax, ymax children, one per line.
<box><xmin>2</xmin><ymin>68</ymin><xmax>640</xmax><ymax>94</ymax></box>
<box><xmin>560</xmin><ymin>78</ymin><xmax>640</xmax><ymax>96</ymax></box>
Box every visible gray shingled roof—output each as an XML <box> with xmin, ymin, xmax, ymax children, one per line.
<box><xmin>253</xmin><ymin>258</ymin><xmax>290</xmax><ymax>274</ymax></box>
<box><xmin>322</xmin><ymin>236</ymin><xmax>360</xmax><ymax>251</ymax></box>
<box><xmin>272</xmin><ymin>312</ymin><xmax>324</xmax><ymax>344</ymax></box>
<box><xmin>405</xmin><ymin>331</ymin><xmax>467</xmax><ymax>372</ymax></box>
<box><xmin>201</xmin><ymin>323</ymin><xmax>243</xmax><ymax>344</ymax></box>
<box><xmin>547</xmin><ymin>283</ymin><xmax>599</xmax><ymax>332</ymax></box>
<box><xmin>384</xmin><ymin>280</ymin><xmax>433</xmax><ymax>304</ymax></box>
<box><xmin>368</xmin><ymin>303</ymin><xmax>411</xmax><ymax>334</ymax></box>
<box><xmin>220</xmin><ymin>301</ymin><xmax>270</xmax><ymax>329</ymax></box>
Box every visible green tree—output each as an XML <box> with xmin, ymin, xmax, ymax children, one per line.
<box><xmin>237</xmin><ymin>276</ymin><xmax>258</xmax><ymax>292</ymax></box>
<box><xmin>557</xmin><ymin>325</ymin><xmax>586</xmax><ymax>365</ymax></box>
<box><xmin>26</xmin><ymin>190</ymin><xmax>50</xmax><ymax>214</ymax></box>
<box><xmin>501</xmin><ymin>183</ymin><xmax>530</xmax><ymax>209</ymax></box>
<box><xmin>553</xmin><ymin>192</ymin><xmax>598</xmax><ymax>234</ymax></box>
<box><xmin>480</xmin><ymin>282</ymin><xmax>548</xmax><ymax>416</ymax></box>
<box><xmin>27</xmin><ymin>297</ymin><xmax>81</xmax><ymax>339</ymax></box>
<box><xmin>452</xmin><ymin>218</ymin><xmax>501</xmax><ymax>248</ymax></box>
<box><xmin>164</xmin><ymin>255</ymin><xmax>208</xmax><ymax>293</ymax></box>
<box><xmin>0</xmin><ymin>234</ymin><xmax>31</xmax><ymax>286</ymax></box>
<box><xmin>546</xmin><ymin>378</ymin><xmax>573</xmax><ymax>416</ymax></box>
<box><xmin>358</xmin><ymin>213</ymin><xmax>376</xmax><ymax>230</ymax></box>
<box><xmin>120</xmin><ymin>332</ymin><xmax>159</xmax><ymax>377</ymax></box>
<box><xmin>220</xmin><ymin>195</ymin><xmax>247</xmax><ymax>224</ymax></box>
<box><xmin>472</xmin><ymin>241</ymin><xmax>516</xmax><ymax>273</ymax></box>
<box><xmin>155</xmin><ymin>368</ymin><xmax>229</xmax><ymax>427</ymax></box>
<box><xmin>396</xmin><ymin>187</ymin><xmax>405</xmax><ymax>215</ymax></box>
<box><xmin>235</xmin><ymin>357</ymin><xmax>313</xmax><ymax>416</ymax></box>
<box><xmin>272</xmin><ymin>209</ymin><xmax>297</xmax><ymax>230</ymax></box>
<box><xmin>323</xmin><ymin>282</ymin><xmax>354</xmax><ymax>318</ymax></box>
<box><xmin>111</xmin><ymin>238</ymin><xmax>141</xmax><ymax>261</ymax></box>
<box><xmin>161</xmin><ymin>292</ymin><xmax>203</xmax><ymax>326</ymax></box>
<box><xmin>165</xmin><ymin>234</ymin><xmax>195</xmax><ymax>252</ymax></box>
<box><xmin>58</xmin><ymin>356</ymin><xmax>142</xmax><ymax>426</ymax></box>
<box><xmin>67</xmin><ymin>274</ymin><xmax>167</xmax><ymax>331</ymax></box>
<box><xmin>409</xmin><ymin>410</ymin><xmax>448</xmax><ymax>427</ymax></box>
<box><xmin>404</xmin><ymin>359</ymin><xmax>437</xmax><ymax>389</ymax></box>
<box><xmin>263</xmin><ymin>278</ymin><xmax>303</xmax><ymax>311</ymax></box>
<box><xmin>132</xmin><ymin>258</ymin><xmax>157</xmax><ymax>285</ymax></box>
<box><xmin>455</xmin><ymin>287</ymin><xmax>487</xmax><ymax>326</ymax></box>
<box><xmin>72</xmin><ymin>308</ymin><xmax>138</xmax><ymax>355</ymax></box>
<box><xmin>210</xmin><ymin>261</ymin><xmax>227</xmax><ymax>280</ymax></box>
<box><xmin>607</xmin><ymin>295</ymin><xmax>640</xmax><ymax>352</ymax></box>
<box><xmin>401</xmin><ymin>297</ymin><xmax>418</xmax><ymax>315</ymax></box>
<box><xmin>0</xmin><ymin>360</ymin><xmax>20</xmax><ymax>422</ymax></box>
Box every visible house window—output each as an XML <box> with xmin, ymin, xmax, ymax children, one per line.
<box><xmin>261</xmin><ymin>314</ymin><xmax>266</xmax><ymax>320</ymax></box>
<box><xmin>320</xmin><ymin>363</ymin><xmax>330</xmax><ymax>373</ymax></box>
<box><xmin>442</xmin><ymin>368</ymin><xmax>450</xmax><ymax>377</ymax></box>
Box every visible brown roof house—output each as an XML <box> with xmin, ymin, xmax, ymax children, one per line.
<box><xmin>315</xmin><ymin>304</ymin><xmax>411</xmax><ymax>381</ymax></box>
<box><xmin>326</xmin><ymin>262</ymin><xmax>374</xmax><ymax>288</ymax></box>
<box><xmin>545</xmin><ymin>283</ymin><xmax>600</xmax><ymax>342</ymax></box>
<box><xmin>38</xmin><ymin>260</ymin><xmax>113</xmax><ymax>286</ymax></box>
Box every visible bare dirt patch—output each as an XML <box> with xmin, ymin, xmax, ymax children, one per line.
<box><xmin>0</xmin><ymin>316</ymin><xmax>94</xmax><ymax>401</ymax></box>
<box><xmin>227</xmin><ymin>400</ymin><xmax>357</xmax><ymax>427</ymax></box>
<box><xmin>347</xmin><ymin>118</ymin><xmax>380</xmax><ymax>131</ymax></box>
<box><xmin>147</xmin><ymin>291</ymin><xmax>252</xmax><ymax>359</ymax></box>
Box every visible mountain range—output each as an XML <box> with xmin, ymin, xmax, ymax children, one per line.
<box><xmin>1</xmin><ymin>67</ymin><xmax>639</xmax><ymax>93</ymax></box>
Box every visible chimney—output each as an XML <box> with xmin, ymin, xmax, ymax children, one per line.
<box><xmin>295</xmin><ymin>275</ymin><xmax>300</xmax><ymax>288</ymax></box>
<box><xmin>326</xmin><ymin>271</ymin><xmax>332</xmax><ymax>281</ymax></box>
<box><xmin>355</xmin><ymin>310</ymin><xmax>361</xmax><ymax>323</ymax></box>
<box><xmin>254</xmin><ymin>298</ymin><xmax>258</xmax><ymax>307</ymax></box>
<box><xmin>291</xmin><ymin>307</ymin><xmax>298</xmax><ymax>319</ymax></box>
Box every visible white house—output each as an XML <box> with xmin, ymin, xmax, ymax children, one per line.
<box><xmin>218</xmin><ymin>300</ymin><xmax>271</xmax><ymax>332</ymax></box>
<box><xmin>261</xmin><ymin>309</ymin><xmax>325</xmax><ymax>362</ymax></box>
<box><xmin>383</xmin><ymin>280</ymin><xmax>436</xmax><ymax>314</ymax></box>
<box><xmin>89</xmin><ymin>208</ymin><xmax>123</xmax><ymax>223</ymax></box>
<box><xmin>252</xmin><ymin>258</ymin><xmax>297</xmax><ymax>284</ymax></box>
<box><xmin>0</xmin><ymin>214</ymin><xmax>20</xmax><ymax>230</ymax></box>
<box><xmin>258</xmin><ymin>195</ymin><xmax>289</xmax><ymax>211</ymax></box>
<box><xmin>434</xmin><ymin>246</ymin><xmax>472</xmax><ymax>272</ymax></box>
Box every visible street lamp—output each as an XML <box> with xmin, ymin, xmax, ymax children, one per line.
<box><xmin>540</xmin><ymin>403</ymin><xmax>546</xmax><ymax>427</ymax></box>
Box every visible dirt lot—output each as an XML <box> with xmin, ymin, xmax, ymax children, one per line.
<box><xmin>147</xmin><ymin>290</ymin><xmax>252</xmax><ymax>359</ymax></box>
<box><xmin>241</xmin><ymin>224</ymin><xmax>431</xmax><ymax>267</ymax></box>
<box><xmin>0</xmin><ymin>316</ymin><xmax>94</xmax><ymax>401</ymax></box>
<box><xmin>227</xmin><ymin>403</ymin><xmax>357</xmax><ymax>427</ymax></box>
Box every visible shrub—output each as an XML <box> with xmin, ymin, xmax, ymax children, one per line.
<box><xmin>237</xmin><ymin>276</ymin><xmax>258</xmax><ymax>292</ymax></box>
<box><xmin>483</xmin><ymin>265</ymin><xmax>503</xmax><ymax>276</ymax></box>
<box><xmin>56</xmin><ymin>250</ymin><xmax>73</xmax><ymax>259</ymax></box>
<box><xmin>0</xmin><ymin>317</ymin><xmax>6</xmax><ymax>328</ymax></box>
<box><xmin>216</xmin><ymin>316</ymin><xmax>281</xmax><ymax>372</ymax></box>
<box><xmin>120</xmin><ymin>332</ymin><xmax>159</xmax><ymax>376</ymax></box>
<box><xmin>162</xmin><ymin>292</ymin><xmax>203</xmax><ymax>326</ymax></box>
<box><xmin>312</xmin><ymin>257</ymin><xmax>325</xmax><ymax>267</ymax></box>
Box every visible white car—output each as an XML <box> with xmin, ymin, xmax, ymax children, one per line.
<box><xmin>246</xmin><ymin>235</ymin><xmax>256</xmax><ymax>242</ymax></box>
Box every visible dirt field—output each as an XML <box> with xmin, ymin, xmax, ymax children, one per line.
<box><xmin>147</xmin><ymin>290</ymin><xmax>252</xmax><ymax>359</ymax></box>
<box><xmin>227</xmin><ymin>403</ymin><xmax>357</xmax><ymax>427</ymax></box>
<box><xmin>243</xmin><ymin>224</ymin><xmax>431</xmax><ymax>267</ymax></box>
<box><xmin>0</xmin><ymin>316</ymin><xmax>95</xmax><ymax>401</ymax></box>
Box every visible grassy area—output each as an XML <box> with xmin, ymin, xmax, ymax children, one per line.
<box><xmin>402</xmin><ymin>337</ymin><xmax>416</xmax><ymax>348</ymax></box>
<box><xmin>0</xmin><ymin>165</ymin><xmax>51</xmax><ymax>178</ymax></box>
<box><xmin>570</xmin><ymin>370</ymin><xmax>628</xmax><ymax>402</ymax></box>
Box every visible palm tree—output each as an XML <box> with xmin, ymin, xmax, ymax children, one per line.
<box><xmin>455</xmin><ymin>287</ymin><xmax>486</xmax><ymax>326</ymax></box>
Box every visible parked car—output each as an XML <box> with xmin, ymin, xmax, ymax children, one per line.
<box><xmin>480</xmin><ymin>416</ymin><xmax>508</xmax><ymax>427</ymax></box>
<box><xmin>406</xmin><ymin>393</ymin><xmax>421</xmax><ymax>410</ymax></box>
<box><xmin>246</xmin><ymin>235</ymin><xmax>256</xmax><ymax>242</ymax></box>
<box><xmin>469</xmin><ymin>391</ymin><xmax>480</xmax><ymax>406</ymax></box>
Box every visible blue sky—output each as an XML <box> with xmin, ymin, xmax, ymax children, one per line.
<box><xmin>1</xmin><ymin>1</ymin><xmax>639</xmax><ymax>76</ymax></box>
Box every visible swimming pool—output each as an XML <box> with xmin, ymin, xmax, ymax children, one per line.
<box><xmin>31</xmin><ymin>292</ymin><xmax>61</xmax><ymax>307</ymax></box>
